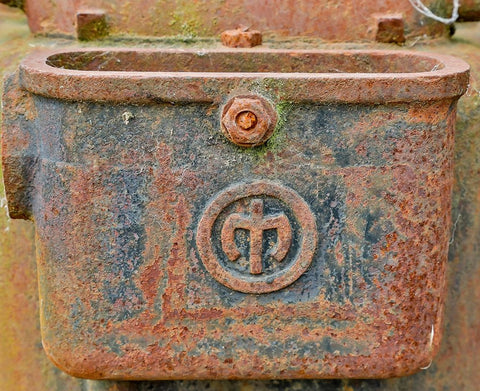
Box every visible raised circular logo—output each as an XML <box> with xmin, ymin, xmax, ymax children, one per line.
<box><xmin>196</xmin><ymin>181</ymin><xmax>317</xmax><ymax>294</ymax></box>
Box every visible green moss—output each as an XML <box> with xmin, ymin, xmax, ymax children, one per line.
<box><xmin>169</xmin><ymin>5</ymin><xmax>201</xmax><ymax>38</ymax></box>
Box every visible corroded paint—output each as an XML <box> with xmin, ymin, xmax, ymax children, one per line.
<box><xmin>1</xmin><ymin>6</ymin><xmax>480</xmax><ymax>391</ymax></box>
<box><xmin>1</xmin><ymin>47</ymin><xmax>469</xmax><ymax>379</ymax></box>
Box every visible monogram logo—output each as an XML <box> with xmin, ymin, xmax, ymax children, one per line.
<box><xmin>196</xmin><ymin>181</ymin><xmax>317</xmax><ymax>294</ymax></box>
<box><xmin>221</xmin><ymin>198</ymin><xmax>292</xmax><ymax>275</ymax></box>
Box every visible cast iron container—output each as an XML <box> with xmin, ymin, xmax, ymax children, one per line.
<box><xmin>1</xmin><ymin>48</ymin><xmax>470</xmax><ymax>379</ymax></box>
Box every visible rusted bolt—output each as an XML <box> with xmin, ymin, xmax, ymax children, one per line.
<box><xmin>220</xmin><ymin>27</ymin><xmax>262</xmax><ymax>48</ymax></box>
<box><xmin>76</xmin><ymin>9</ymin><xmax>109</xmax><ymax>41</ymax></box>
<box><xmin>236</xmin><ymin>111</ymin><xmax>257</xmax><ymax>130</ymax></box>
<box><xmin>372</xmin><ymin>13</ymin><xmax>405</xmax><ymax>44</ymax></box>
<box><xmin>221</xmin><ymin>95</ymin><xmax>277</xmax><ymax>147</ymax></box>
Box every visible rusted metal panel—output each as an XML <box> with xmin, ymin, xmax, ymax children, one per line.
<box><xmin>1</xmin><ymin>47</ymin><xmax>469</xmax><ymax>380</ymax></box>
<box><xmin>21</xmin><ymin>0</ymin><xmax>450</xmax><ymax>41</ymax></box>
<box><xmin>1</xmin><ymin>7</ymin><xmax>480</xmax><ymax>390</ymax></box>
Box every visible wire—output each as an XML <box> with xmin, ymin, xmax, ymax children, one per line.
<box><xmin>408</xmin><ymin>0</ymin><xmax>460</xmax><ymax>24</ymax></box>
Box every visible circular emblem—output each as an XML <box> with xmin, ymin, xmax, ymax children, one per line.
<box><xmin>196</xmin><ymin>181</ymin><xmax>317</xmax><ymax>294</ymax></box>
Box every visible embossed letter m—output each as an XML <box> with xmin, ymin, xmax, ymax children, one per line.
<box><xmin>221</xmin><ymin>199</ymin><xmax>292</xmax><ymax>275</ymax></box>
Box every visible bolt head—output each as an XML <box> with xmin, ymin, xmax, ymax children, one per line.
<box><xmin>221</xmin><ymin>96</ymin><xmax>277</xmax><ymax>147</ymax></box>
<box><xmin>220</xmin><ymin>29</ymin><xmax>262</xmax><ymax>48</ymax></box>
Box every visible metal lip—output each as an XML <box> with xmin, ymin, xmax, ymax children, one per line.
<box><xmin>19</xmin><ymin>48</ymin><xmax>470</xmax><ymax>104</ymax></box>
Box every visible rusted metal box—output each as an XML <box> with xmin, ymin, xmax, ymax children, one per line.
<box><xmin>1</xmin><ymin>48</ymin><xmax>469</xmax><ymax>380</ymax></box>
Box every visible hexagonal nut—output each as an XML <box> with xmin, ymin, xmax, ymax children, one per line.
<box><xmin>221</xmin><ymin>96</ymin><xmax>277</xmax><ymax>147</ymax></box>
<box><xmin>220</xmin><ymin>29</ymin><xmax>262</xmax><ymax>48</ymax></box>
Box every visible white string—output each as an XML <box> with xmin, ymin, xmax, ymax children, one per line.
<box><xmin>409</xmin><ymin>0</ymin><xmax>460</xmax><ymax>24</ymax></box>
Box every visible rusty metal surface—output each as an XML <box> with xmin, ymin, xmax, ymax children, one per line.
<box><xmin>458</xmin><ymin>0</ymin><xmax>480</xmax><ymax>21</ymax></box>
<box><xmin>1</xmin><ymin>46</ymin><xmax>469</xmax><ymax>380</ymax></box>
<box><xmin>19</xmin><ymin>48</ymin><xmax>469</xmax><ymax>104</ymax></box>
<box><xmin>1</xmin><ymin>7</ymin><xmax>480</xmax><ymax>391</ymax></box>
<box><xmin>21</xmin><ymin>0</ymin><xmax>451</xmax><ymax>41</ymax></box>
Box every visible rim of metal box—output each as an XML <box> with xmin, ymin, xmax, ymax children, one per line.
<box><xmin>19</xmin><ymin>48</ymin><xmax>470</xmax><ymax>104</ymax></box>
